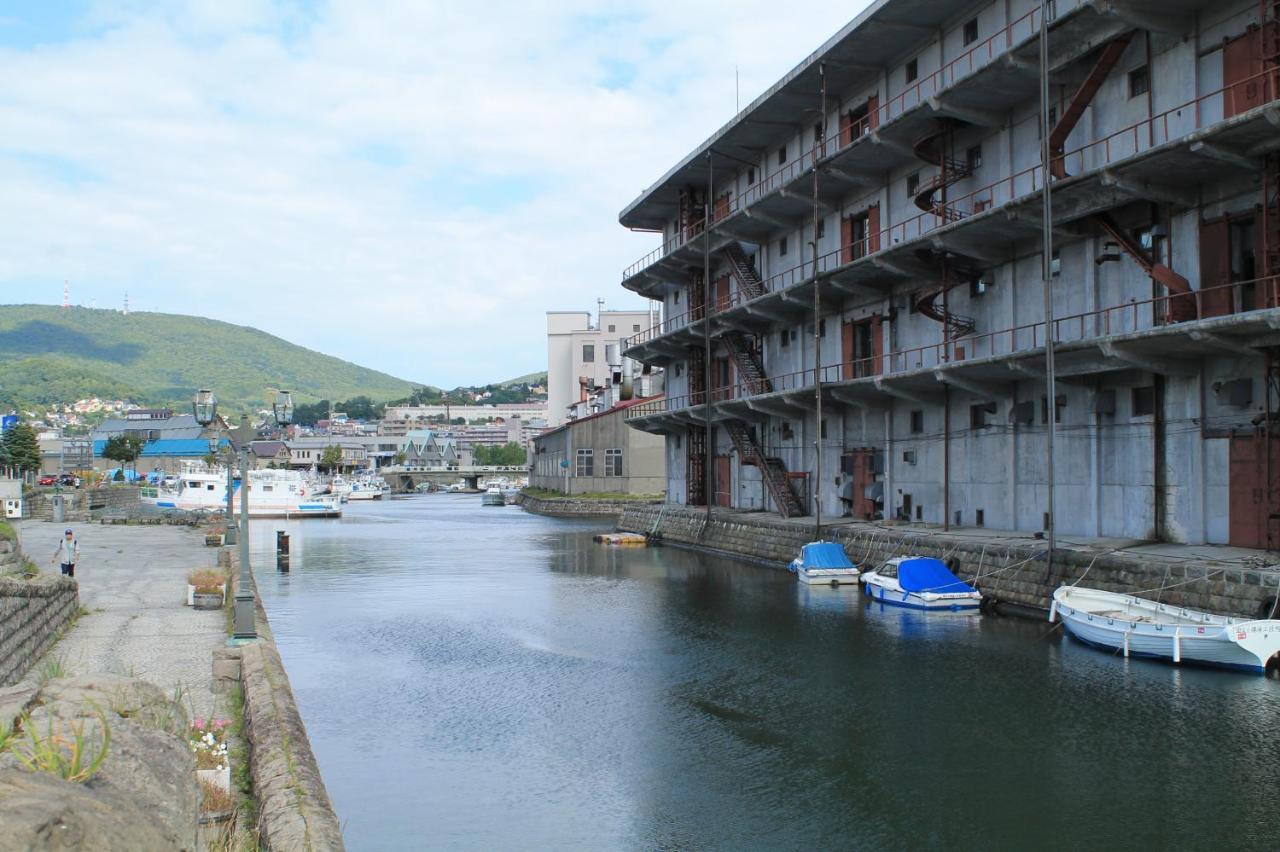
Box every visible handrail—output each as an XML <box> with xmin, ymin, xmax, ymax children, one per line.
<box><xmin>621</xmin><ymin>0</ymin><xmax>1086</xmax><ymax>283</ymax></box>
<box><xmin>625</xmin><ymin>63</ymin><xmax>1280</xmax><ymax>348</ymax></box>
<box><xmin>627</xmin><ymin>276</ymin><xmax>1280</xmax><ymax>418</ymax></box>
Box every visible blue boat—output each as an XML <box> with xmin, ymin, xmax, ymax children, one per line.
<box><xmin>787</xmin><ymin>541</ymin><xmax>861</xmax><ymax>586</ymax></box>
<box><xmin>860</xmin><ymin>557</ymin><xmax>982</xmax><ymax>612</ymax></box>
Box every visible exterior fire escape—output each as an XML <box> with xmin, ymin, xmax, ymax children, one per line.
<box><xmin>911</xmin><ymin>119</ymin><xmax>977</xmax><ymax>339</ymax></box>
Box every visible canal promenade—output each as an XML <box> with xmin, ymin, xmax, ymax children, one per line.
<box><xmin>16</xmin><ymin>521</ymin><xmax>226</xmax><ymax>716</ymax></box>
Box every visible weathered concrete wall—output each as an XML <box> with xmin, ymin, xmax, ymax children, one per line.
<box><xmin>516</xmin><ymin>493</ymin><xmax>655</xmax><ymax>520</ymax></box>
<box><xmin>531</xmin><ymin>404</ymin><xmax>666</xmax><ymax>495</ymax></box>
<box><xmin>227</xmin><ymin>551</ymin><xmax>345</xmax><ymax>851</ymax></box>
<box><xmin>618</xmin><ymin>505</ymin><xmax>1280</xmax><ymax>619</ymax></box>
<box><xmin>0</xmin><ymin>543</ymin><xmax>79</xmax><ymax>686</ymax></box>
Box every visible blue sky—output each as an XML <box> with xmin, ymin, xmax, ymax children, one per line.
<box><xmin>0</xmin><ymin>0</ymin><xmax>865</xmax><ymax>387</ymax></box>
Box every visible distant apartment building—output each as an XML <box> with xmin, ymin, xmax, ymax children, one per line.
<box><xmin>286</xmin><ymin>437</ymin><xmax>368</xmax><ymax>471</ymax></box>
<box><xmin>531</xmin><ymin>396</ymin><xmax>666</xmax><ymax>495</ymax></box>
<box><xmin>546</xmin><ymin>308</ymin><xmax>659</xmax><ymax>426</ymax></box>
<box><xmin>399</xmin><ymin>430</ymin><xmax>472</xmax><ymax>468</ymax></box>
<box><xmin>619</xmin><ymin>1</ymin><xmax>1280</xmax><ymax>547</ymax></box>
<box><xmin>383</xmin><ymin>403</ymin><xmax>548</xmax><ymax>424</ymax></box>
<box><xmin>91</xmin><ymin>413</ymin><xmax>228</xmax><ymax>473</ymax></box>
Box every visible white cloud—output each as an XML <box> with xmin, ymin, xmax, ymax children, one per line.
<box><xmin>0</xmin><ymin>0</ymin><xmax>867</xmax><ymax>388</ymax></box>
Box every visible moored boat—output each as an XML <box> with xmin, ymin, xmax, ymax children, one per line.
<box><xmin>787</xmin><ymin>541</ymin><xmax>860</xmax><ymax>586</ymax></box>
<box><xmin>480</xmin><ymin>487</ymin><xmax>505</xmax><ymax>506</ymax></box>
<box><xmin>347</xmin><ymin>472</ymin><xmax>390</xmax><ymax>501</ymax></box>
<box><xmin>860</xmin><ymin>557</ymin><xmax>982</xmax><ymax>612</ymax></box>
<box><xmin>144</xmin><ymin>462</ymin><xmax>341</xmax><ymax>518</ymax></box>
<box><xmin>1051</xmin><ymin>586</ymin><xmax>1280</xmax><ymax>674</ymax></box>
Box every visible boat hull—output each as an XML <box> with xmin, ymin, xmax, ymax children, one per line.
<box><xmin>861</xmin><ymin>574</ymin><xmax>982</xmax><ymax>612</ymax></box>
<box><xmin>795</xmin><ymin>568</ymin><xmax>860</xmax><ymax>586</ymax></box>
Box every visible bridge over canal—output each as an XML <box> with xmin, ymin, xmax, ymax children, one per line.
<box><xmin>379</xmin><ymin>465</ymin><xmax>527</xmax><ymax>493</ymax></box>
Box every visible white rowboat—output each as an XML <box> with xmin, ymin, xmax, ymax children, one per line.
<box><xmin>1050</xmin><ymin>586</ymin><xmax>1280</xmax><ymax>674</ymax></box>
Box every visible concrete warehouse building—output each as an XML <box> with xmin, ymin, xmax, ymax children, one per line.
<box><xmin>620</xmin><ymin>0</ymin><xmax>1280</xmax><ymax>548</ymax></box>
<box><xmin>546</xmin><ymin>308</ymin><xmax>660</xmax><ymax>425</ymax></box>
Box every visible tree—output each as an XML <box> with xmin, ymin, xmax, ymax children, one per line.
<box><xmin>102</xmin><ymin>434</ymin><xmax>146</xmax><ymax>476</ymax></box>
<box><xmin>319</xmin><ymin>445</ymin><xmax>344</xmax><ymax>472</ymax></box>
<box><xmin>1</xmin><ymin>422</ymin><xmax>41</xmax><ymax>474</ymax></box>
<box><xmin>393</xmin><ymin>451</ymin><xmax>407</xmax><ymax>466</ymax></box>
<box><xmin>473</xmin><ymin>442</ymin><xmax>526</xmax><ymax>466</ymax></box>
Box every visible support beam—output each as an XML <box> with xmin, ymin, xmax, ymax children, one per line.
<box><xmin>1189</xmin><ymin>141</ymin><xmax>1258</xmax><ymax>172</ymax></box>
<box><xmin>1100</xmin><ymin>171</ymin><xmax>1197</xmax><ymax>209</ymax></box>
<box><xmin>928</xmin><ymin>96</ymin><xmax>1003</xmax><ymax>128</ymax></box>
<box><xmin>824</xmin><ymin>165</ymin><xmax>878</xmax><ymax>186</ymax></box>
<box><xmin>869</xmin><ymin>131</ymin><xmax>915</xmax><ymax>157</ymax></box>
<box><xmin>1004</xmin><ymin>209</ymin><xmax>1079</xmax><ymax>239</ymax></box>
<box><xmin>742</xmin><ymin>206</ymin><xmax>790</xmax><ymax>228</ymax></box>
<box><xmin>1006</xmin><ymin>361</ymin><xmax>1044</xmax><ymax>379</ymax></box>
<box><xmin>1098</xmin><ymin>341</ymin><xmax>1195</xmax><ymax>375</ymax></box>
<box><xmin>870</xmin><ymin>256</ymin><xmax>915</xmax><ymax>277</ymax></box>
<box><xmin>932</xmin><ymin>369</ymin><xmax>1008</xmax><ymax>399</ymax></box>
<box><xmin>1246</xmin><ymin>110</ymin><xmax>1280</xmax><ymax>156</ymax></box>
<box><xmin>929</xmin><ymin>235</ymin><xmax>1006</xmax><ymax>264</ymax></box>
<box><xmin>1189</xmin><ymin>330</ymin><xmax>1262</xmax><ymax>357</ymax></box>
<box><xmin>827</xmin><ymin>388</ymin><xmax>870</xmax><ymax>409</ymax></box>
<box><xmin>1096</xmin><ymin>0</ymin><xmax>1193</xmax><ymax>35</ymax></box>
<box><xmin>873</xmin><ymin>377</ymin><xmax>933</xmax><ymax>403</ymax></box>
<box><xmin>780</xmin><ymin>187</ymin><xmax>834</xmax><ymax>214</ymax></box>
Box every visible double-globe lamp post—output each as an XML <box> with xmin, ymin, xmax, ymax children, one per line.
<box><xmin>192</xmin><ymin>388</ymin><xmax>293</xmax><ymax>643</ymax></box>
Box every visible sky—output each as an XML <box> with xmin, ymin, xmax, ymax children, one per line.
<box><xmin>0</xmin><ymin>0</ymin><xmax>869</xmax><ymax>387</ymax></box>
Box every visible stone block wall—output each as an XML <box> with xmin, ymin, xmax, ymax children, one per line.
<box><xmin>517</xmin><ymin>493</ymin><xmax>656</xmax><ymax>520</ymax></box>
<box><xmin>0</xmin><ymin>569</ymin><xmax>80</xmax><ymax>686</ymax></box>
<box><xmin>618</xmin><ymin>505</ymin><xmax>1280</xmax><ymax>620</ymax></box>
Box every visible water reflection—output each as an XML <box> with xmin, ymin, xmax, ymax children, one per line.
<box><xmin>252</xmin><ymin>496</ymin><xmax>1280</xmax><ymax>851</ymax></box>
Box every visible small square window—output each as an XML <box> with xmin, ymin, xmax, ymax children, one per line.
<box><xmin>910</xmin><ymin>410</ymin><xmax>924</xmax><ymax>433</ymax></box>
<box><xmin>905</xmin><ymin>58</ymin><xmax>918</xmax><ymax>83</ymax></box>
<box><xmin>778</xmin><ymin>145</ymin><xmax>787</xmax><ymax>165</ymax></box>
<box><xmin>970</xmin><ymin>401</ymin><xmax>997</xmax><ymax>430</ymax></box>
<box><xmin>1129</xmin><ymin>66</ymin><xmax>1149</xmax><ymax>98</ymax></box>
<box><xmin>906</xmin><ymin>172</ymin><xmax>920</xmax><ymax>196</ymax></box>
<box><xmin>1041</xmin><ymin>394</ymin><xmax>1066</xmax><ymax>424</ymax></box>
<box><xmin>963</xmin><ymin>18</ymin><xmax>978</xmax><ymax>46</ymax></box>
<box><xmin>970</xmin><ymin>274</ymin><xmax>988</xmax><ymax>298</ymax></box>
<box><xmin>633</xmin><ymin>324</ymin><xmax>641</xmax><ymax>332</ymax></box>
<box><xmin>779</xmin><ymin>237</ymin><xmax>789</xmax><ymax>256</ymax></box>
<box><xmin>967</xmin><ymin>145</ymin><xmax>982</xmax><ymax>171</ymax></box>
<box><xmin>1132</xmin><ymin>386</ymin><xmax>1155</xmax><ymax>417</ymax></box>
<box><xmin>582</xmin><ymin>344</ymin><xmax>595</xmax><ymax>363</ymax></box>
<box><xmin>608</xmin><ymin>324</ymin><xmax>615</xmax><ymax>332</ymax></box>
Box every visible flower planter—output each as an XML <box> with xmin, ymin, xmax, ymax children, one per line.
<box><xmin>204</xmin><ymin>532</ymin><xmax>225</xmax><ymax>547</ymax></box>
<box><xmin>187</xmin><ymin>583</ymin><xmax>225</xmax><ymax>606</ymax></box>
<box><xmin>193</xmin><ymin>591</ymin><xmax>224</xmax><ymax>610</ymax></box>
<box><xmin>197</xmin><ymin>765</ymin><xmax>232</xmax><ymax>794</ymax></box>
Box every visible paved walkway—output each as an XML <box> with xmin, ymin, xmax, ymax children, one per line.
<box><xmin>16</xmin><ymin>520</ymin><xmax>228</xmax><ymax>717</ymax></box>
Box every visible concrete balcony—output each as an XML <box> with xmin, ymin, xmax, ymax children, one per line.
<box><xmin>620</xmin><ymin>0</ymin><xmax>1215</xmax><ymax>299</ymax></box>
<box><xmin>625</xmin><ymin>277</ymin><xmax>1280</xmax><ymax>433</ymax></box>
<box><xmin>624</xmin><ymin>70</ymin><xmax>1280</xmax><ymax>365</ymax></box>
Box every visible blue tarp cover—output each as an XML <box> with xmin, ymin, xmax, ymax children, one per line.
<box><xmin>799</xmin><ymin>542</ymin><xmax>854</xmax><ymax>569</ymax></box>
<box><xmin>898</xmin><ymin>558</ymin><xmax>976</xmax><ymax>594</ymax></box>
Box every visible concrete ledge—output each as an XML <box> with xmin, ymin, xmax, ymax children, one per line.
<box><xmin>517</xmin><ymin>493</ymin><xmax>658</xmax><ymax>520</ymax></box>
<box><xmin>240</xmin><ymin>641</ymin><xmax>345</xmax><ymax>852</ymax></box>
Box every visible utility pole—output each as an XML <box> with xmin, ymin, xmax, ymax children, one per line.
<box><xmin>1039</xmin><ymin>0</ymin><xmax>1058</xmax><ymax>577</ymax></box>
<box><xmin>704</xmin><ymin>151</ymin><xmax>714</xmax><ymax>523</ymax></box>
<box><xmin>812</xmin><ymin>63</ymin><xmax>826</xmax><ymax>540</ymax></box>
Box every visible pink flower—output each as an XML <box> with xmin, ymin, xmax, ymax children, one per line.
<box><xmin>194</xmin><ymin>718</ymin><xmax>206</xmax><ymax>729</ymax></box>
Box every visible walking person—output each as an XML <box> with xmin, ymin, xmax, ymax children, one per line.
<box><xmin>51</xmin><ymin>528</ymin><xmax>80</xmax><ymax>578</ymax></box>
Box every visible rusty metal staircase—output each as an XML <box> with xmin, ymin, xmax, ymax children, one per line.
<box><xmin>725</xmin><ymin>421</ymin><xmax>805</xmax><ymax>517</ymax></box>
<box><xmin>912</xmin><ymin>119</ymin><xmax>971</xmax><ymax>222</ymax></box>
<box><xmin>686</xmin><ymin>425</ymin><xmax>707</xmax><ymax>506</ymax></box>
<box><xmin>722</xmin><ymin>332</ymin><xmax>771</xmax><ymax>396</ymax></box>
<box><xmin>724</xmin><ymin>243</ymin><xmax>766</xmax><ymax>301</ymax></box>
<box><xmin>911</xmin><ymin>252</ymin><xmax>977</xmax><ymax>339</ymax></box>
<box><xmin>1092</xmin><ymin>212</ymin><xmax>1197</xmax><ymax>322</ymax></box>
<box><xmin>1049</xmin><ymin>31</ymin><xmax>1135</xmax><ymax>178</ymax></box>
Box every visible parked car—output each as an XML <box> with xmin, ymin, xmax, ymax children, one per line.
<box><xmin>37</xmin><ymin>475</ymin><xmax>57</xmax><ymax>486</ymax></box>
<box><xmin>57</xmin><ymin>474</ymin><xmax>80</xmax><ymax>487</ymax></box>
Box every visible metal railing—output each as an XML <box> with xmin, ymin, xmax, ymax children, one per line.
<box><xmin>626</xmin><ymin>277</ymin><xmax>1280</xmax><ymax>420</ymax></box>
<box><xmin>624</xmin><ymin>65</ymin><xmax>1280</xmax><ymax>350</ymax></box>
<box><xmin>621</xmin><ymin>0</ymin><xmax>1085</xmax><ymax>284</ymax></box>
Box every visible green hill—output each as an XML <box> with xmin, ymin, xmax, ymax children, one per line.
<box><xmin>498</xmin><ymin>371</ymin><xmax>547</xmax><ymax>387</ymax></box>
<box><xmin>0</xmin><ymin>304</ymin><xmax>420</xmax><ymax>411</ymax></box>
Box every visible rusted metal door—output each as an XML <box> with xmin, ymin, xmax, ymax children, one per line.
<box><xmin>1199</xmin><ymin>217</ymin><xmax>1232</xmax><ymax>317</ymax></box>
<box><xmin>842</xmin><ymin>317</ymin><xmax>882</xmax><ymax>379</ymax></box>
<box><xmin>714</xmin><ymin>275</ymin><xmax>731</xmax><ymax>312</ymax></box>
<box><xmin>1229</xmin><ymin>432</ymin><xmax>1280</xmax><ymax>549</ymax></box>
<box><xmin>867</xmin><ymin>94</ymin><xmax>880</xmax><ymax>131</ymax></box>
<box><xmin>714</xmin><ymin>455</ymin><xmax>732</xmax><ymax>507</ymax></box>
<box><xmin>867</xmin><ymin>203</ymin><xmax>881</xmax><ymax>253</ymax></box>
<box><xmin>1224</xmin><ymin>29</ymin><xmax>1266</xmax><ymax>118</ymax></box>
<box><xmin>845</xmin><ymin>448</ymin><xmax>877</xmax><ymax>520</ymax></box>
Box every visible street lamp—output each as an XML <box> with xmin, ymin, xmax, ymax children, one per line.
<box><xmin>192</xmin><ymin>389</ymin><xmax>237</xmax><ymax>545</ymax></box>
<box><xmin>272</xmin><ymin>389</ymin><xmax>294</xmax><ymax>430</ymax></box>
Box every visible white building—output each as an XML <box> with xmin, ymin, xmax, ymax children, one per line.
<box><xmin>546</xmin><ymin>308</ymin><xmax>659</xmax><ymax>426</ymax></box>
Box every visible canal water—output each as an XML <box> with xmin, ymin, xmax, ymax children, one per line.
<box><xmin>252</xmin><ymin>496</ymin><xmax>1280</xmax><ymax>851</ymax></box>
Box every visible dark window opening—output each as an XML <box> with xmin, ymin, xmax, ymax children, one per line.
<box><xmin>905</xmin><ymin>58</ymin><xmax>918</xmax><ymax>83</ymax></box>
<box><xmin>1129</xmin><ymin>65</ymin><xmax>1149</xmax><ymax>98</ymax></box>
<box><xmin>901</xmin><ymin>493</ymin><xmax>913</xmax><ymax>520</ymax></box>
<box><xmin>967</xmin><ymin>145</ymin><xmax>982</xmax><ymax>171</ymax></box>
<box><xmin>674</xmin><ymin>363</ymin><xmax>683</xmax><ymax>378</ymax></box>
<box><xmin>910</xmin><ymin>409</ymin><xmax>924</xmax><ymax>433</ymax></box>
<box><xmin>916</xmin><ymin>504</ymin><xmax>923</xmax><ymax>521</ymax></box>
<box><xmin>633</xmin><ymin>324</ymin><xmax>640</xmax><ymax>332</ymax></box>
<box><xmin>1041</xmin><ymin>394</ymin><xmax>1066</xmax><ymax>424</ymax></box>
<box><xmin>582</xmin><ymin>344</ymin><xmax>595</xmax><ymax>363</ymax></box>
<box><xmin>818</xmin><ymin>318</ymin><xmax>827</xmax><ymax>338</ymax></box>
<box><xmin>970</xmin><ymin>273</ymin><xmax>989</xmax><ymax>298</ymax></box>
<box><xmin>779</xmin><ymin>237</ymin><xmax>789</xmax><ymax>256</ymax></box>
<box><xmin>1132</xmin><ymin>386</ymin><xmax>1155</xmax><ymax>417</ymax></box>
<box><xmin>778</xmin><ymin>145</ymin><xmax>787</xmax><ymax>165</ymax></box>
<box><xmin>1043</xmin><ymin>512</ymin><xmax>1051</xmax><ymax>531</ymax></box>
<box><xmin>820</xmin><ymin>419</ymin><xmax>828</xmax><ymax>440</ymax></box>
<box><xmin>955</xmin><ymin>510</ymin><xmax>963</xmax><ymax>527</ymax></box>
<box><xmin>963</xmin><ymin>18</ymin><xmax>979</xmax><ymax>46</ymax></box>
<box><xmin>781</xmin><ymin>328</ymin><xmax>790</xmax><ymax>348</ymax></box>
<box><xmin>607</xmin><ymin>324</ymin><xmax>615</xmax><ymax>332</ymax></box>
<box><xmin>747</xmin><ymin>167</ymin><xmax>756</xmax><ymax>185</ymax></box>
<box><xmin>814</xmin><ymin>121</ymin><xmax>824</xmax><ymax>144</ymax></box>
<box><xmin>1230</xmin><ymin>218</ymin><xmax>1258</xmax><ymax>310</ymax></box>
<box><xmin>674</xmin><ymin>290</ymin><xmax>681</xmax><ymax>304</ymax></box>
<box><xmin>975</xmin><ymin>509</ymin><xmax>985</xmax><ymax>527</ymax></box>
<box><xmin>906</xmin><ymin>172</ymin><xmax>920</xmax><ymax>197</ymax></box>
<box><xmin>848</xmin><ymin>210</ymin><xmax>870</xmax><ymax>260</ymax></box>
<box><xmin>1050</xmin><ymin>249</ymin><xmax>1061</xmax><ymax>276</ymax></box>
<box><xmin>816</xmin><ymin>218</ymin><xmax>826</xmax><ymax>240</ymax></box>
<box><xmin>970</xmin><ymin>401</ymin><xmax>997</xmax><ymax>429</ymax></box>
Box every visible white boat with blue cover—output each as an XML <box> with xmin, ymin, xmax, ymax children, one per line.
<box><xmin>1050</xmin><ymin>586</ymin><xmax>1280</xmax><ymax>674</ymax></box>
<box><xmin>788</xmin><ymin>542</ymin><xmax>861</xmax><ymax>586</ymax></box>
<box><xmin>860</xmin><ymin>557</ymin><xmax>982</xmax><ymax>611</ymax></box>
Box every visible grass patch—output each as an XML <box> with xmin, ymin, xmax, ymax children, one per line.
<box><xmin>0</xmin><ymin>520</ymin><xmax>15</xmax><ymax>541</ymax></box>
<box><xmin>33</xmin><ymin>656</ymin><xmax>68</xmax><ymax>689</ymax></box>
<box><xmin>11</xmin><ymin>710</ymin><xmax>111</xmax><ymax>783</ymax></box>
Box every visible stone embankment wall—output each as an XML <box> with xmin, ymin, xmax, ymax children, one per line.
<box><xmin>516</xmin><ymin>492</ymin><xmax>657</xmax><ymax>520</ymax></box>
<box><xmin>618</xmin><ymin>505</ymin><xmax>1280</xmax><ymax>620</ymax></box>
<box><xmin>219</xmin><ymin>550</ymin><xmax>345</xmax><ymax>851</ymax></box>
<box><xmin>0</xmin><ymin>537</ymin><xmax>80</xmax><ymax>687</ymax></box>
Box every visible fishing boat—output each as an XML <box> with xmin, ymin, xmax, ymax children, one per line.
<box><xmin>326</xmin><ymin>474</ymin><xmax>352</xmax><ymax>502</ymax></box>
<box><xmin>144</xmin><ymin>462</ymin><xmax>341</xmax><ymax>518</ymax></box>
<box><xmin>347</xmin><ymin>472</ymin><xmax>390</xmax><ymax>501</ymax></box>
<box><xmin>860</xmin><ymin>557</ymin><xmax>982</xmax><ymax>611</ymax></box>
<box><xmin>1050</xmin><ymin>586</ymin><xmax>1280</xmax><ymax>674</ymax></box>
<box><xmin>480</xmin><ymin>487</ymin><xmax>505</xmax><ymax>507</ymax></box>
<box><xmin>787</xmin><ymin>541</ymin><xmax>861</xmax><ymax>586</ymax></box>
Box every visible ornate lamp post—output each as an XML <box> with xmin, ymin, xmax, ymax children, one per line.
<box><xmin>192</xmin><ymin>389</ymin><xmax>237</xmax><ymax>544</ymax></box>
